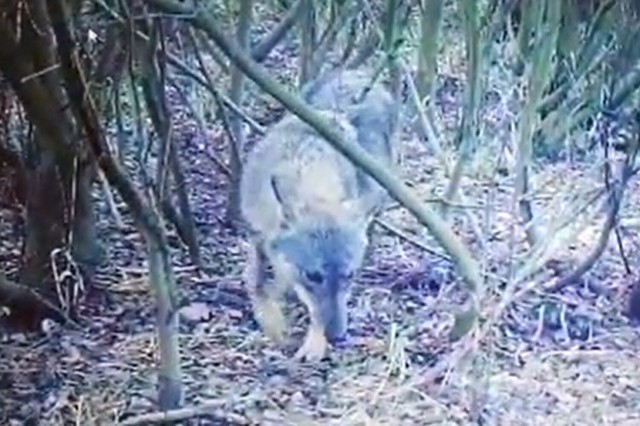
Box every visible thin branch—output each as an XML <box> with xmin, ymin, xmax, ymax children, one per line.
<box><xmin>374</xmin><ymin>217</ymin><xmax>450</xmax><ymax>261</ymax></box>
<box><xmin>250</xmin><ymin>0</ymin><xmax>304</xmax><ymax>62</ymax></box>
<box><xmin>93</xmin><ymin>0</ymin><xmax>264</xmax><ymax>134</ymax></box>
<box><xmin>117</xmin><ymin>401</ymin><xmax>249</xmax><ymax>426</ymax></box>
<box><xmin>141</xmin><ymin>20</ymin><xmax>202</xmax><ymax>268</ymax></box>
<box><xmin>547</xmin><ymin>128</ymin><xmax>639</xmax><ymax>292</ymax></box>
<box><xmin>166</xmin><ymin>75</ymin><xmax>231</xmax><ymax>175</ymax></box>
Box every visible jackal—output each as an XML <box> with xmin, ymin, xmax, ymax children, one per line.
<box><xmin>240</xmin><ymin>69</ymin><xmax>397</xmax><ymax>361</ymax></box>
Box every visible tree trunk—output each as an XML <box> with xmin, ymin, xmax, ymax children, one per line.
<box><xmin>19</xmin><ymin>132</ymin><xmax>70</xmax><ymax>305</ymax></box>
<box><xmin>225</xmin><ymin>0</ymin><xmax>253</xmax><ymax>228</ymax></box>
<box><xmin>17</xmin><ymin>130</ymin><xmax>100</xmax><ymax>328</ymax></box>
<box><xmin>71</xmin><ymin>158</ymin><xmax>103</xmax><ymax>274</ymax></box>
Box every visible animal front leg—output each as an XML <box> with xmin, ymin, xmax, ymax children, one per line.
<box><xmin>250</xmin><ymin>290</ymin><xmax>288</xmax><ymax>344</ymax></box>
<box><xmin>244</xmin><ymin>241</ymin><xmax>287</xmax><ymax>343</ymax></box>
<box><xmin>293</xmin><ymin>285</ymin><xmax>329</xmax><ymax>361</ymax></box>
<box><xmin>294</xmin><ymin>314</ymin><xmax>328</xmax><ymax>361</ymax></box>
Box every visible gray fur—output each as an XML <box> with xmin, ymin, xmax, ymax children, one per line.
<box><xmin>301</xmin><ymin>68</ymin><xmax>398</xmax><ymax>212</ymax></box>
<box><xmin>240</xmin><ymin>68</ymin><xmax>399</xmax><ymax>350</ymax></box>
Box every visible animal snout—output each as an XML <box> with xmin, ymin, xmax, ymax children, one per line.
<box><xmin>325</xmin><ymin>317</ymin><xmax>347</xmax><ymax>343</ymax></box>
<box><xmin>322</xmin><ymin>297</ymin><xmax>349</xmax><ymax>344</ymax></box>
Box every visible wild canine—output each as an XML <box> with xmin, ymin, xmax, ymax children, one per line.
<box><xmin>240</xmin><ymin>69</ymin><xmax>397</xmax><ymax>361</ymax></box>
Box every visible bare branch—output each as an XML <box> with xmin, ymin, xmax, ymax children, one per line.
<box><xmin>250</xmin><ymin>0</ymin><xmax>304</xmax><ymax>62</ymax></box>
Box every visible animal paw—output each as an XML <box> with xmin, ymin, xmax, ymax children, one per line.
<box><xmin>254</xmin><ymin>299</ymin><xmax>287</xmax><ymax>343</ymax></box>
<box><xmin>294</xmin><ymin>327</ymin><xmax>328</xmax><ymax>361</ymax></box>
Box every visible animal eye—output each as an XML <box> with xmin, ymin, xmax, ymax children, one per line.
<box><xmin>305</xmin><ymin>270</ymin><xmax>324</xmax><ymax>284</ymax></box>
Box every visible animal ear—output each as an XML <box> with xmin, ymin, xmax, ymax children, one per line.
<box><xmin>271</xmin><ymin>175</ymin><xmax>298</xmax><ymax>226</ymax></box>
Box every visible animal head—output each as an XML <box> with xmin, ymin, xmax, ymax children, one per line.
<box><xmin>266</xmin><ymin>175</ymin><xmax>379</xmax><ymax>341</ymax></box>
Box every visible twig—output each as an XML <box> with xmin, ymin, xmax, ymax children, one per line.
<box><xmin>186</xmin><ymin>27</ymin><xmax>245</xmax><ymax>167</ymax></box>
<box><xmin>374</xmin><ymin>217</ymin><xmax>449</xmax><ymax>261</ymax></box>
<box><xmin>98</xmin><ymin>168</ymin><xmax>125</xmax><ymax>229</ymax></box>
<box><xmin>117</xmin><ymin>402</ymin><xmax>249</xmax><ymax>426</ymax></box>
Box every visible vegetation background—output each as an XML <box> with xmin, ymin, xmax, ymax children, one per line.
<box><xmin>1</xmin><ymin>0</ymin><xmax>640</xmax><ymax>424</ymax></box>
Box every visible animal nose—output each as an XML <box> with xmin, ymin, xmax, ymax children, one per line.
<box><xmin>328</xmin><ymin>333</ymin><xmax>349</xmax><ymax>348</ymax></box>
<box><xmin>322</xmin><ymin>293</ymin><xmax>349</xmax><ymax>344</ymax></box>
<box><xmin>325</xmin><ymin>321</ymin><xmax>348</xmax><ymax>344</ymax></box>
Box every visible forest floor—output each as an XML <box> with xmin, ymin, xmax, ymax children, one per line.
<box><xmin>2</xmin><ymin>8</ymin><xmax>640</xmax><ymax>426</ymax></box>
